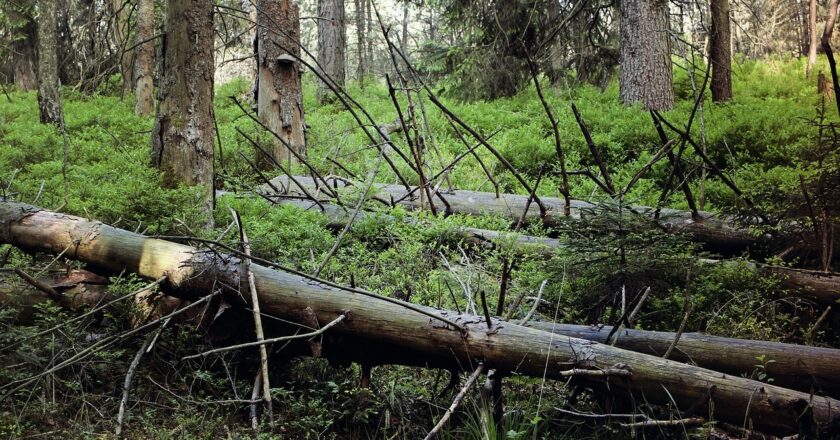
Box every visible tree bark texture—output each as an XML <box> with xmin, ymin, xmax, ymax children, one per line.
<box><xmin>256</xmin><ymin>0</ymin><xmax>306</xmax><ymax>168</ymax></box>
<box><xmin>316</xmin><ymin>0</ymin><xmax>346</xmax><ymax>103</ymax></box>
<box><xmin>134</xmin><ymin>0</ymin><xmax>155</xmax><ymax>116</ymax></box>
<box><xmin>808</xmin><ymin>0</ymin><xmax>819</xmax><ymax>75</ymax></box>
<box><xmin>1</xmin><ymin>201</ymin><xmax>839</xmax><ymax>435</ymax></box>
<box><xmin>354</xmin><ymin>0</ymin><xmax>366</xmax><ymax>87</ymax></box>
<box><xmin>709</xmin><ymin>0</ymin><xmax>733</xmax><ymax>102</ymax></box>
<box><xmin>36</xmin><ymin>0</ymin><xmax>64</xmax><ymax>125</ymax></box>
<box><xmin>110</xmin><ymin>0</ymin><xmax>134</xmax><ymax>95</ymax></box>
<box><xmin>619</xmin><ymin>0</ymin><xmax>674</xmax><ymax>110</ymax></box>
<box><xmin>365</xmin><ymin>0</ymin><xmax>373</xmax><ymax>74</ymax></box>
<box><xmin>151</xmin><ymin>0</ymin><xmax>215</xmax><ymax>223</ymax></box>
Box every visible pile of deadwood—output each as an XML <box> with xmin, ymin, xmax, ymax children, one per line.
<box><xmin>2</xmin><ymin>196</ymin><xmax>840</xmax><ymax>438</ymax></box>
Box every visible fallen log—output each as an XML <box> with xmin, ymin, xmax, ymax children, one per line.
<box><xmin>0</xmin><ymin>270</ymin><xmax>109</xmax><ymax>322</ymax></box>
<box><xmin>254</xmin><ymin>197</ymin><xmax>840</xmax><ymax>304</ymax></box>
<box><xmin>1</xmin><ymin>200</ymin><xmax>838</xmax><ymax>435</ymax></box>
<box><xmin>527</xmin><ymin>322</ymin><xmax>840</xmax><ymax>398</ymax></box>
<box><xmin>263</xmin><ymin>176</ymin><xmax>765</xmax><ymax>252</ymax></box>
<box><xmin>5</xmin><ymin>265</ymin><xmax>837</xmax><ymax>398</ymax></box>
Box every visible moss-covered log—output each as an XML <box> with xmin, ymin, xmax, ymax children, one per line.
<box><xmin>1</xmin><ymin>200</ymin><xmax>838</xmax><ymax>434</ymax></box>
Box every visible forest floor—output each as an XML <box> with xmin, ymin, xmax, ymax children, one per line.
<box><xmin>0</xmin><ymin>57</ymin><xmax>838</xmax><ymax>439</ymax></box>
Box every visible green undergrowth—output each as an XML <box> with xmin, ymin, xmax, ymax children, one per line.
<box><xmin>1</xmin><ymin>57</ymin><xmax>838</xmax><ymax>438</ymax></box>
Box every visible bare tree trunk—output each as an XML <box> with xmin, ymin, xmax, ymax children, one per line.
<box><xmin>2</xmin><ymin>200</ymin><xmax>840</xmax><ymax>436</ymax></box>
<box><xmin>36</xmin><ymin>0</ymin><xmax>64</xmax><ymax>125</ymax></box>
<box><xmin>134</xmin><ymin>0</ymin><xmax>155</xmax><ymax>116</ymax></box>
<box><xmin>255</xmin><ymin>0</ymin><xmax>306</xmax><ymax>168</ymax></box>
<box><xmin>823</xmin><ymin>0</ymin><xmax>840</xmax><ymax>45</ymax></box>
<box><xmin>365</xmin><ymin>0</ymin><xmax>373</xmax><ymax>75</ymax></box>
<box><xmin>110</xmin><ymin>0</ymin><xmax>134</xmax><ymax>96</ymax></box>
<box><xmin>10</xmin><ymin>6</ymin><xmax>38</xmax><ymax>91</ymax></box>
<box><xmin>401</xmin><ymin>1</ymin><xmax>409</xmax><ymax>54</ymax></box>
<box><xmin>151</xmin><ymin>0</ymin><xmax>215</xmax><ymax>226</ymax></box>
<box><xmin>354</xmin><ymin>0</ymin><xmax>366</xmax><ymax>87</ymax></box>
<box><xmin>317</xmin><ymin>0</ymin><xmax>346</xmax><ymax>103</ymax></box>
<box><xmin>619</xmin><ymin>0</ymin><xmax>674</xmax><ymax>110</ymax></box>
<box><xmin>808</xmin><ymin>0</ymin><xmax>818</xmax><ymax>76</ymax></box>
<box><xmin>822</xmin><ymin>0</ymin><xmax>840</xmax><ymax>117</ymax></box>
<box><xmin>709</xmin><ymin>0</ymin><xmax>732</xmax><ymax>102</ymax></box>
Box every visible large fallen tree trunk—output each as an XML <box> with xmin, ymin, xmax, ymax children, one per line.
<box><xmin>256</xmin><ymin>197</ymin><xmax>840</xmax><ymax>304</ymax></box>
<box><xmin>526</xmin><ymin>322</ymin><xmax>840</xmax><ymax>398</ymax></box>
<box><xmin>1</xmin><ymin>200</ymin><xmax>838</xmax><ymax>435</ymax></box>
<box><xmin>262</xmin><ymin>176</ymin><xmax>764</xmax><ymax>252</ymax></box>
<box><xmin>4</xmin><ymin>265</ymin><xmax>837</xmax><ymax>398</ymax></box>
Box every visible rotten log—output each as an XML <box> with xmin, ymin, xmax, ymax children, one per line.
<box><xmin>1</xmin><ymin>201</ymin><xmax>839</xmax><ymax>434</ymax></box>
<box><xmin>0</xmin><ymin>270</ymin><xmax>109</xmax><ymax>322</ymax></box>
<box><xmin>263</xmin><ymin>176</ymin><xmax>764</xmax><ymax>252</ymax></box>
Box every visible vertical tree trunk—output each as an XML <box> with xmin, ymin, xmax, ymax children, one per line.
<box><xmin>10</xmin><ymin>6</ymin><xmax>38</xmax><ymax>91</ymax></box>
<box><xmin>151</xmin><ymin>0</ymin><xmax>215</xmax><ymax>226</ymax></box>
<box><xmin>619</xmin><ymin>0</ymin><xmax>674</xmax><ymax>110</ymax></box>
<box><xmin>256</xmin><ymin>0</ymin><xmax>306</xmax><ymax>168</ymax></box>
<box><xmin>709</xmin><ymin>0</ymin><xmax>732</xmax><ymax>102</ymax></box>
<box><xmin>808</xmin><ymin>0</ymin><xmax>818</xmax><ymax>75</ymax></box>
<box><xmin>134</xmin><ymin>0</ymin><xmax>155</xmax><ymax>116</ymax></box>
<box><xmin>823</xmin><ymin>0</ymin><xmax>840</xmax><ymax>45</ymax></box>
<box><xmin>354</xmin><ymin>0</ymin><xmax>366</xmax><ymax>87</ymax></box>
<box><xmin>821</xmin><ymin>0</ymin><xmax>840</xmax><ymax>117</ymax></box>
<box><xmin>401</xmin><ymin>1</ymin><xmax>409</xmax><ymax>54</ymax></box>
<box><xmin>365</xmin><ymin>0</ymin><xmax>373</xmax><ymax>76</ymax></box>
<box><xmin>36</xmin><ymin>0</ymin><xmax>64</xmax><ymax>125</ymax></box>
<box><xmin>317</xmin><ymin>0</ymin><xmax>346</xmax><ymax>103</ymax></box>
<box><xmin>111</xmin><ymin>0</ymin><xmax>134</xmax><ymax>96</ymax></box>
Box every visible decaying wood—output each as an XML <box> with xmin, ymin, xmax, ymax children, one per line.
<box><xmin>1</xmin><ymin>201</ymin><xmax>839</xmax><ymax>434</ymax></box>
<box><xmin>263</xmin><ymin>176</ymin><xmax>763</xmax><ymax>251</ymax></box>
<box><xmin>0</xmin><ymin>270</ymin><xmax>109</xmax><ymax>322</ymax></box>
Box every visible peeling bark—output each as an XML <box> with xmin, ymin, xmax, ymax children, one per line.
<box><xmin>151</xmin><ymin>0</ymin><xmax>215</xmax><ymax>226</ymax></box>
